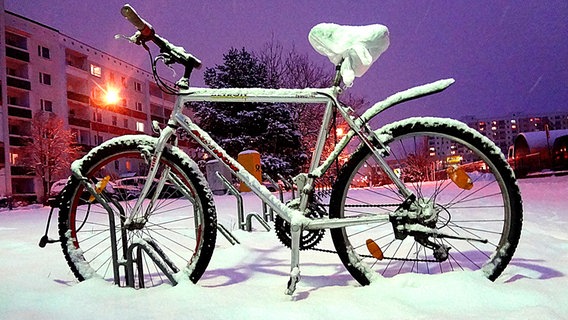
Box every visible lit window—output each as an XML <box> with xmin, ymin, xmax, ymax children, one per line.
<box><xmin>136</xmin><ymin>121</ymin><xmax>145</xmax><ymax>132</ymax></box>
<box><xmin>9</xmin><ymin>153</ymin><xmax>19</xmax><ymax>165</ymax></box>
<box><xmin>90</xmin><ymin>64</ymin><xmax>102</xmax><ymax>77</ymax></box>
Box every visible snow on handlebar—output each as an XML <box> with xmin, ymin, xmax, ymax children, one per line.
<box><xmin>119</xmin><ymin>4</ymin><xmax>202</xmax><ymax>70</ymax></box>
<box><xmin>121</xmin><ymin>4</ymin><xmax>154</xmax><ymax>38</ymax></box>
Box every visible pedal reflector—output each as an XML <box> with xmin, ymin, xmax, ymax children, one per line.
<box><xmin>366</xmin><ymin>239</ymin><xmax>384</xmax><ymax>260</ymax></box>
<box><xmin>446</xmin><ymin>165</ymin><xmax>473</xmax><ymax>190</ymax></box>
<box><xmin>89</xmin><ymin>175</ymin><xmax>111</xmax><ymax>202</ymax></box>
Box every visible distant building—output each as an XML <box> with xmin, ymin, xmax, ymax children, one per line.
<box><xmin>0</xmin><ymin>5</ymin><xmax>181</xmax><ymax>202</ymax></box>
<box><xmin>461</xmin><ymin>112</ymin><xmax>568</xmax><ymax>155</ymax></box>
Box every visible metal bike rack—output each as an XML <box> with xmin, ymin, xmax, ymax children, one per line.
<box><xmin>277</xmin><ymin>174</ymin><xmax>296</xmax><ymax>199</ymax></box>
<box><xmin>217</xmin><ymin>223</ymin><xmax>240</xmax><ymax>245</ymax></box>
<box><xmin>215</xmin><ymin>171</ymin><xmax>271</xmax><ymax>232</ymax></box>
<box><xmin>261</xmin><ymin>174</ymin><xmax>284</xmax><ymax>222</ymax></box>
<box><xmin>124</xmin><ymin>238</ymin><xmax>179</xmax><ymax>288</ymax></box>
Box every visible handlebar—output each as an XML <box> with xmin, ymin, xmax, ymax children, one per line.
<box><xmin>121</xmin><ymin>4</ymin><xmax>153</xmax><ymax>36</ymax></box>
<box><xmin>120</xmin><ymin>4</ymin><xmax>202</xmax><ymax>71</ymax></box>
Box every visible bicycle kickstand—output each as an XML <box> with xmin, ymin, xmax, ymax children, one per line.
<box><xmin>285</xmin><ymin>223</ymin><xmax>302</xmax><ymax>295</ymax></box>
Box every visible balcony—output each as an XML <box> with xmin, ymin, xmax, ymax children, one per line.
<box><xmin>6</xmin><ymin>46</ymin><xmax>30</xmax><ymax>62</ymax></box>
<box><xmin>10</xmin><ymin>166</ymin><xmax>34</xmax><ymax>176</ymax></box>
<box><xmin>9</xmin><ymin>136</ymin><xmax>32</xmax><ymax>146</ymax></box>
<box><xmin>67</xmin><ymin>91</ymin><xmax>90</xmax><ymax>104</ymax></box>
<box><xmin>7</xmin><ymin>76</ymin><xmax>31</xmax><ymax>91</ymax></box>
<box><xmin>7</xmin><ymin>106</ymin><xmax>32</xmax><ymax>119</ymax></box>
<box><xmin>68</xmin><ymin>116</ymin><xmax>91</xmax><ymax>128</ymax></box>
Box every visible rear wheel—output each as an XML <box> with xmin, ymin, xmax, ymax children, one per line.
<box><xmin>329</xmin><ymin>118</ymin><xmax>522</xmax><ymax>285</ymax></box>
<box><xmin>58</xmin><ymin>136</ymin><xmax>217</xmax><ymax>288</ymax></box>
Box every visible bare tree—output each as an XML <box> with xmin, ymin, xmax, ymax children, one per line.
<box><xmin>257</xmin><ymin>40</ymin><xmax>369</xmax><ymax>173</ymax></box>
<box><xmin>22</xmin><ymin>111</ymin><xmax>81</xmax><ymax>203</ymax></box>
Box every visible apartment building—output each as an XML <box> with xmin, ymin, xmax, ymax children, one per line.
<box><xmin>0</xmin><ymin>6</ymin><xmax>176</xmax><ymax>202</ymax></box>
<box><xmin>462</xmin><ymin>112</ymin><xmax>568</xmax><ymax>154</ymax></box>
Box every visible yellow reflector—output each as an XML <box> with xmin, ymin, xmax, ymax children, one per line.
<box><xmin>89</xmin><ymin>175</ymin><xmax>111</xmax><ymax>202</ymax></box>
<box><xmin>446</xmin><ymin>165</ymin><xmax>473</xmax><ymax>190</ymax></box>
<box><xmin>366</xmin><ymin>239</ymin><xmax>384</xmax><ymax>260</ymax></box>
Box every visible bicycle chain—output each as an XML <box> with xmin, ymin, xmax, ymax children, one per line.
<box><xmin>291</xmin><ymin>202</ymin><xmax>436</xmax><ymax>262</ymax></box>
<box><xmin>311</xmin><ymin>201</ymin><xmax>438</xmax><ymax>263</ymax></box>
<box><xmin>307</xmin><ymin>246</ymin><xmax>438</xmax><ymax>262</ymax></box>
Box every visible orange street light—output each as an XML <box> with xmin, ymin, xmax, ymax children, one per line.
<box><xmin>103</xmin><ymin>85</ymin><xmax>121</xmax><ymax>105</ymax></box>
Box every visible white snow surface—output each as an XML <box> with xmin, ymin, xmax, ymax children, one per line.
<box><xmin>1</xmin><ymin>175</ymin><xmax>568</xmax><ymax>319</ymax></box>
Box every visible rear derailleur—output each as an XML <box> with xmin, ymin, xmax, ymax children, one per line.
<box><xmin>389</xmin><ymin>196</ymin><xmax>451</xmax><ymax>262</ymax></box>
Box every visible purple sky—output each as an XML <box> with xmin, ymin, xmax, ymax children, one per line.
<box><xmin>5</xmin><ymin>0</ymin><xmax>567</xmax><ymax>124</ymax></box>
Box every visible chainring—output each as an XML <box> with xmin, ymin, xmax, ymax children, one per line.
<box><xmin>274</xmin><ymin>202</ymin><xmax>327</xmax><ymax>250</ymax></box>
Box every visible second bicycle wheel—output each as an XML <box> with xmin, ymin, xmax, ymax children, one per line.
<box><xmin>58</xmin><ymin>135</ymin><xmax>217</xmax><ymax>288</ymax></box>
<box><xmin>329</xmin><ymin>118</ymin><xmax>522</xmax><ymax>285</ymax></box>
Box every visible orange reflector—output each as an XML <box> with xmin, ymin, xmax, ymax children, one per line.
<box><xmin>366</xmin><ymin>239</ymin><xmax>384</xmax><ymax>260</ymax></box>
<box><xmin>89</xmin><ymin>175</ymin><xmax>111</xmax><ymax>202</ymax></box>
<box><xmin>446</xmin><ymin>165</ymin><xmax>473</xmax><ymax>190</ymax></box>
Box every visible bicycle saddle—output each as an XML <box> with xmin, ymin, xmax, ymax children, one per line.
<box><xmin>308</xmin><ymin>23</ymin><xmax>389</xmax><ymax>87</ymax></box>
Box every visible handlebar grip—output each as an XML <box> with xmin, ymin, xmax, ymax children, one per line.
<box><xmin>121</xmin><ymin>4</ymin><xmax>153</xmax><ymax>35</ymax></box>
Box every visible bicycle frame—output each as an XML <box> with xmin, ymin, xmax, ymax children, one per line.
<box><xmin>121</xmin><ymin>72</ymin><xmax>456</xmax><ymax>233</ymax></box>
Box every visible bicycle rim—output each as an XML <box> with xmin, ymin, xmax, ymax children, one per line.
<box><xmin>59</xmin><ymin>140</ymin><xmax>216</xmax><ymax>288</ymax></box>
<box><xmin>329</xmin><ymin>119</ymin><xmax>522</xmax><ymax>284</ymax></box>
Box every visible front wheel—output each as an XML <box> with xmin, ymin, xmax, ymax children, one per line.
<box><xmin>58</xmin><ymin>136</ymin><xmax>217</xmax><ymax>288</ymax></box>
<box><xmin>329</xmin><ymin>118</ymin><xmax>522</xmax><ymax>285</ymax></box>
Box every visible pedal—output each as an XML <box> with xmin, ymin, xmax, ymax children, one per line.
<box><xmin>285</xmin><ymin>267</ymin><xmax>300</xmax><ymax>295</ymax></box>
<box><xmin>365</xmin><ymin>239</ymin><xmax>384</xmax><ymax>260</ymax></box>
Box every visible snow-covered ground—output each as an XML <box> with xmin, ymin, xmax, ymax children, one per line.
<box><xmin>1</xmin><ymin>175</ymin><xmax>567</xmax><ymax>319</ymax></box>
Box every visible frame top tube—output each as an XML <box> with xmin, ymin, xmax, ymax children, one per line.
<box><xmin>181</xmin><ymin>87</ymin><xmax>338</xmax><ymax>104</ymax></box>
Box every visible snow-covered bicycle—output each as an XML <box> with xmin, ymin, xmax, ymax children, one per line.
<box><xmin>56</xmin><ymin>4</ymin><xmax>522</xmax><ymax>294</ymax></box>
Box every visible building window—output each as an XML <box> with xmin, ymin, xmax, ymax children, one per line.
<box><xmin>40</xmin><ymin>99</ymin><xmax>53</xmax><ymax>112</ymax></box>
<box><xmin>112</xmin><ymin>116</ymin><xmax>117</xmax><ymax>126</ymax></box>
<box><xmin>123</xmin><ymin>119</ymin><xmax>128</xmax><ymax>128</ymax></box>
<box><xmin>135</xmin><ymin>102</ymin><xmax>143</xmax><ymax>111</ymax></box>
<box><xmin>39</xmin><ymin>72</ymin><xmax>52</xmax><ymax>85</ymax></box>
<box><xmin>134</xmin><ymin>81</ymin><xmax>142</xmax><ymax>92</ymax></box>
<box><xmin>93</xmin><ymin>111</ymin><xmax>102</xmax><ymax>122</ymax></box>
<box><xmin>9</xmin><ymin>152</ymin><xmax>19</xmax><ymax>165</ymax></box>
<box><xmin>136</xmin><ymin>121</ymin><xmax>145</xmax><ymax>132</ymax></box>
<box><xmin>90</xmin><ymin>64</ymin><xmax>101</xmax><ymax>77</ymax></box>
<box><xmin>38</xmin><ymin>45</ymin><xmax>50</xmax><ymax>59</ymax></box>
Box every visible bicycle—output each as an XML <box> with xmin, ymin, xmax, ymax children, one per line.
<box><xmin>55</xmin><ymin>4</ymin><xmax>522</xmax><ymax>294</ymax></box>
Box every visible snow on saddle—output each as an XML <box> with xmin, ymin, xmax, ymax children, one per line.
<box><xmin>308</xmin><ymin>23</ymin><xmax>390</xmax><ymax>87</ymax></box>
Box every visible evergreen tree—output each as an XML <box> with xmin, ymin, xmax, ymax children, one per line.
<box><xmin>192</xmin><ymin>47</ymin><xmax>305</xmax><ymax>177</ymax></box>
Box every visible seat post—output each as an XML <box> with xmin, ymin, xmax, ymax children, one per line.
<box><xmin>332</xmin><ymin>60</ymin><xmax>343</xmax><ymax>87</ymax></box>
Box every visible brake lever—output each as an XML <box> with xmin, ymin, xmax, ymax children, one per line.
<box><xmin>114</xmin><ymin>32</ymin><xmax>151</xmax><ymax>50</ymax></box>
